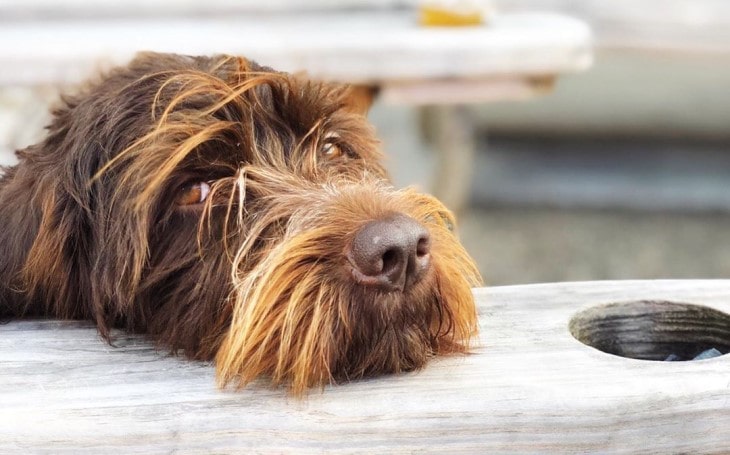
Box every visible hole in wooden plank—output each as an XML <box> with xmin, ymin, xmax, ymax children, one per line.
<box><xmin>569</xmin><ymin>300</ymin><xmax>730</xmax><ymax>361</ymax></box>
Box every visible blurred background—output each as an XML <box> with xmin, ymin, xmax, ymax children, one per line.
<box><xmin>1</xmin><ymin>0</ymin><xmax>729</xmax><ymax>286</ymax></box>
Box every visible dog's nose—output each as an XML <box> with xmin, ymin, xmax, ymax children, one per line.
<box><xmin>347</xmin><ymin>214</ymin><xmax>431</xmax><ymax>292</ymax></box>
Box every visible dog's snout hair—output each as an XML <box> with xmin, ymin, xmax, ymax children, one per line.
<box><xmin>0</xmin><ymin>52</ymin><xmax>481</xmax><ymax>394</ymax></box>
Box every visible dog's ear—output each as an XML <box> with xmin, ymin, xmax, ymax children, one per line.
<box><xmin>0</xmin><ymin>140</ymin><xmax>98</xmax><ymax>322</ymax></box>
<box><xmin>343</xmin><ymin>84</ymin><xmax>379</xmax><ymax>116</ymax></box>
<box><xmin>0</xmin><ymin>159</ymin><xmax>44</xmax><ymax>317</ymax></box>
<box><xmin>0</xmin><ymin>65</ymin><xmax>162</xmax><ymax>331</ymax></box>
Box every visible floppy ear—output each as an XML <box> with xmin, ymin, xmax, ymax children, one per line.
<box><xmin>0</xmin><ymin>140</ymin><xmax>97</xmax><ymax>322</ymax></box>
<box><xmin>343</xmin><ymin>84</ymin><xmax>379</xmax><ymax>116</ymax></box>
<box><xmin>0</xmin><ymin>58</ymin><xmax>165</xmax><ymax>329</ymax></box>
<box><xmin>0</xmin><ymin>159</ymin><xmax>42</xmax><ymax>318</ymax></box>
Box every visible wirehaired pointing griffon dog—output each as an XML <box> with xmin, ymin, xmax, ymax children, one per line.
<box><xmin>0</xmin><ymin>53</ymin><xmax>481</xmax><ymax>393</ymax></box>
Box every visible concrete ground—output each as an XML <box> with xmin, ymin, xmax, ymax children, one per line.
<box><xmin>459</xmin><ymin>206</ymin><xmax>730</xmax><ymax>286</ymax></box>
<box><xmin>459</xmin><ymin>135</ymin><xmax>730</xmax><ymax>285</ymax></box>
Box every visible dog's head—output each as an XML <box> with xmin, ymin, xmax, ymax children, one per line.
<box><xmin>10</xmin><ymin>52</ymin><xmax>481</xmax><ymax>393</ymax></box>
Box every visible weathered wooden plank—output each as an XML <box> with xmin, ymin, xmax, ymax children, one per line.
<box><xmin>2</xmin><ymin>280</ymin><xmax>729</xmax><ymax>453</ymax></box>
<box><xmin>0</xmin><ymin>12</ymin><xmax>592</xmax><ymax>87</ymax></box>
<box><xmin>0</xmin><ymin>0</ymin><xmax>423</xmax><ymax>17</ymax></box>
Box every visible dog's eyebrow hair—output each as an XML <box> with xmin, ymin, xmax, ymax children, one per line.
<box><xmin>294</xmin><ymin>118</ymin><xmax>325</xmax><ymax>155</ymax></box>
<box><xmin>91</xmin><ymin>75</ymin><xmax>283</xmax><ymax>185</ymax></box>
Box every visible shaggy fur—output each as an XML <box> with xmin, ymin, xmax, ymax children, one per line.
<box><xmin>0</xmin><ymin>52</ymin><xmax>481</xmax><ymax>393</ymax></box>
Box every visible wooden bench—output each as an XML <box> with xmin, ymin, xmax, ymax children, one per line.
<box><xmin>0</xmin><ymin>4</ymin><xmax>591</xmax><ymax>212</ymax></box>
<box><xmin>2</xmin><ymin>280</ymin><xmax>728</xmax><ymax>452</ymax></box>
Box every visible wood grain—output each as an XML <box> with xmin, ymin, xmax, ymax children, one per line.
<box><xmin>2</xmin><ymin>280</ymin><xmax>729</xmax><ymax>453</ymax></box>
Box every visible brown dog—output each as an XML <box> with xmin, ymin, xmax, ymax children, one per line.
<box><xmin>0</xmin><ymin>52</ymin><xmax>481</xmax><ymax>393</ymax></box>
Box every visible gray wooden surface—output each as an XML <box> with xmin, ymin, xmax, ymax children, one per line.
<box><xmin>2</xmin><ymin>280</ymin><xmax>729</xmax><ymax>453</ymax></box>
<box><xmin>0</xmin><ymin>12</ymin><xmax>591</xmax><ymax>89</ymax></box>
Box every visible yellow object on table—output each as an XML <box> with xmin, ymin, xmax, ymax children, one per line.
<box><xmin>419</xmin><ymin>1</ymin><xmax>490</xmax><ymax>27</ymax></box>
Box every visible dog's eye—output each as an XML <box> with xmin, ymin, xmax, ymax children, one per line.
<box><xmin>176</xmin><ymin>181</ymin><xmax>211</xmax><ymax>206</ymax></box>
<box><xmin>320</xmin><ymin>132</ymin><xmax>343</xmax><ymax>159</ymax></box>
<box><xmin>321</xmin><ymin>142</ymin><xmax>342</xmax><ymax>158</ymax></box>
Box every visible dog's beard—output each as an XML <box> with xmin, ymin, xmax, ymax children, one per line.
<box><xmin>213</xmin><ymin>171</ymin><xmax>481</xmax><ymax>394</ymax></box>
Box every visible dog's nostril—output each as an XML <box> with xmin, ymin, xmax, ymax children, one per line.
<box><xmin>416</xmin><ymin>236</ymin><xmax>430</xmax><ymax>258</ymax></box>
<box><xmin>348</xmin><ymin>214</ymin><xmax>432</xmax><ymax>292</ymax></box>
<box><xmin>380</xmin><ymin>248</ymin><xmax>401</xmax><ymax>275</ymax></box>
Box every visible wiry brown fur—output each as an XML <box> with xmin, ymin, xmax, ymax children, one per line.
<box><xmin>0</xmin><ymin>52</ymin><xmax>481</xmax><ymax>394</ymax></box>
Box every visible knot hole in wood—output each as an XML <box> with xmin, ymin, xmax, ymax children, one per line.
<box><xmin>569</xmin><ymin>300</ymin><xmax>730</xmax><ymax>361</ymax></box>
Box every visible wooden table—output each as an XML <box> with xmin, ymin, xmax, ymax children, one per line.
<box><xmin>0</xmin><ymin>10</ymin><xmax>592</xmax><ymax>212</ymax></box>
<box><xmin>2</xmin><ymin>280</ymin><xmax>728</xmax><ymax>453</ymax></box>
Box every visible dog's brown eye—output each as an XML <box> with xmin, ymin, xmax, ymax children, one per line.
<box><xmin>176</xmin><ymin>181</ymin><xmax>211</xmax><ymax>206</ymax></box>
<box><xmin>321</xmin><ymin>142</ymin><xmax>343</xmax><ymax>158</ymax></box>
<box><xmin>320</xmin><ymin>132</ymin><xmax>343</xmax><ymax>159</ymax></box>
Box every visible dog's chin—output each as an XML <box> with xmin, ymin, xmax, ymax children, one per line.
<box><xmin>214</xmin><ymin>212</ymin><xmax>480</xmax><ymax>395</ymax></box>
<box><xmin>328</xmin><ymin>272</ymin><xmax>440</xmax><ymax>380</ymax></box>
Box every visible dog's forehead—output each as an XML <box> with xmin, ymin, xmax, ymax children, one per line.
<box><xmin>190</xmin><ymin>56</ymin><xmax>349</xmax><ymax>135</ymax></box>
<box><xmin>66</xmin><ymin>53</ymin><xmax>384</xmax><ymax>186</ymax></box>
<box><xmin>117</xmin><ymin>53</ymin><xmax>343</xmax><ymax>123</ymax></box>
